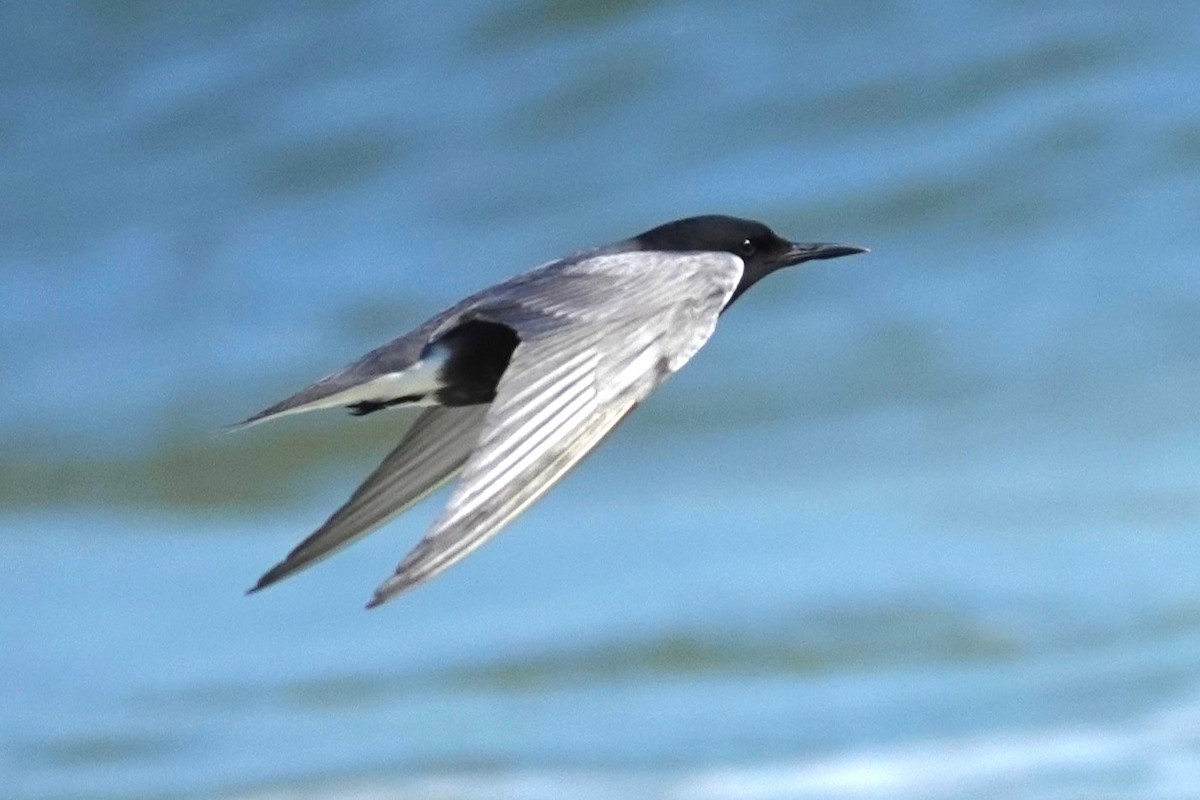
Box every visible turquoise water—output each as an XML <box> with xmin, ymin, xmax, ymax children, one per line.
<box><xmin>5</xmin><ymin>1</ymin><xmax>1200</xmax><ymax>798</ymax></box>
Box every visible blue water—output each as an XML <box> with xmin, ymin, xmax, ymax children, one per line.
<box><xmin>5</xmin><ymin>1</ymin><xmax>1200</xmax><ymax>798</ymax></box>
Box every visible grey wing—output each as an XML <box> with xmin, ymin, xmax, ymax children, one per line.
<box><xmin>249</xmin><ymin>404</ymin><xmax>489</xmax><ymax>592</ymax></box>
<box><xmin>231</xmin><ymin>256</ymin><xmax>571</xmax><ymax>430</ymax></box>
<box><xmin>367</xmin><ymin>251</ymin><xmax>743</xmax><ymax>607</ymax></box>
<box><xmin>230</xmin><ymin>328</ymin><xmax>434</xmax><ymax>429</ymax></box>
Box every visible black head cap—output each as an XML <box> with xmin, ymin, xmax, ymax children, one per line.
<box><xmin>631</xmin><ymin>215</ymin><xmax>867</xmax><ymax>303</ymax></box>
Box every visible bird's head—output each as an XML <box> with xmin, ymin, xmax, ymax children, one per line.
<box><xmin>632</xmin><ymin>214</ymin><xmax>867</xmax><ymax>302</ymax></box>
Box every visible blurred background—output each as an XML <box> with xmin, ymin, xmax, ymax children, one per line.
<box><xmin>4</xmin><ymin>1</ymin><xmax>1200</xmax><ymax>798</ymax></box>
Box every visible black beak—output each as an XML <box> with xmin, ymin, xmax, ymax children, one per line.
<box><xmin>782</xmin><ymin>241</ymin><xmax>869</xmax><ymax>266</ymax></box>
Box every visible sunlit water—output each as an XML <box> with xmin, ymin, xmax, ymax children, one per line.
<box><xmin>4</xmin><ymin>1</ymin><xmax>1200</xmax><ymax>798</ymax></box>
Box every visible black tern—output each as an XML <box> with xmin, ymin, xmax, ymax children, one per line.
<box><xmin>238</xmin><ymin>215</ymin><xmax>866</xmax><ymax>607</ymax></box>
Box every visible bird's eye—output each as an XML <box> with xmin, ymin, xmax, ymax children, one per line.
<box><xmin>739</xmin><ymin>238</ymin><xmax>757</xmax><ymax>257</ymax></box>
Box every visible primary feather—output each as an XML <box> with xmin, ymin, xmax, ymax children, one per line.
<box><xmin>249</xmin><ymin>405</ymin><xmax>489</xmax><ymax>592</ymax></box>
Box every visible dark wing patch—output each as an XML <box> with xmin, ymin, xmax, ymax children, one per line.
<box><xmin>429</xmin><ymin>318</ymin><xmax>520</xmax><ymax>406</ymax></box>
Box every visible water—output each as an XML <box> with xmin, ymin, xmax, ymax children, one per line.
<box><xmin>4</xmin><ymin>1</ymin><xmax>1200</xmax><ymax>798</ymax></box>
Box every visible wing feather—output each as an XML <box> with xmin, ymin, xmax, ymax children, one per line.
<box><xmin>366</xmin><ymin>251</ymin><xmax>743</xmax><ymax>606</ymax></box>
<box><xmin>249</xmin><ymin>405</ymin><xmax>488</xmax><ymax>592</ymax></box>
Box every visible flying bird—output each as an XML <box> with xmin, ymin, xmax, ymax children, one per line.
<box><xmin>238</xmin><ymin>215</ymin><xmax>866</xmax><ymax>607</ymax></box>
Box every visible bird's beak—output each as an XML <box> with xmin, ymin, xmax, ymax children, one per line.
<box><xmin>783</xmin><ymin>241</ymin><xmax>869</xmax><ymax>266</ymax></box>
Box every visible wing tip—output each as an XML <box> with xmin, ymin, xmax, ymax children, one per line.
<box><xmin>365</xmin><ymin>563</ymin><xmax>431</xmax><ymax>609</ymax></box>
<box><xmin>225</xmin><ymin>404</ymin><xmax>289</xmax><ymax>433</ymax></box>
<box><xmin>227</xmin><ymin>380</ymin><xmax>348</xmax><ymax>433</ymax></box>
<box><xmin>246</xmin><ymin>562</ymin><xmax>289</xmax><ymax>595</ymax></box>
<box><xmin>364</xmin><ymin>575</ymin><xmax>406</xmax><ymax>609</ymax></box>
<box><xmin>224</xmin><ymin>417</ymin><xmax>262</xmax><ymax>434</ymax></box>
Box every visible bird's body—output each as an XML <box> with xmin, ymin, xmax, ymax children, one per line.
<box><xmin>239</xmin><ymin>215</ymin><xmax>865</xmax><ymax>607</ymax></box>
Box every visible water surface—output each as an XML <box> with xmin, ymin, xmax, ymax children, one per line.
<box><xmin>4</xmin><ymin>1</ymin><xmax>1200</xmax><ymax>798</ymax></box>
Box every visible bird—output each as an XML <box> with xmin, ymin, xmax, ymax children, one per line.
<box><xmin>236</xmin><ymin>215</ymin><xmax>866</xmax><ymax>608</ymax></box>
